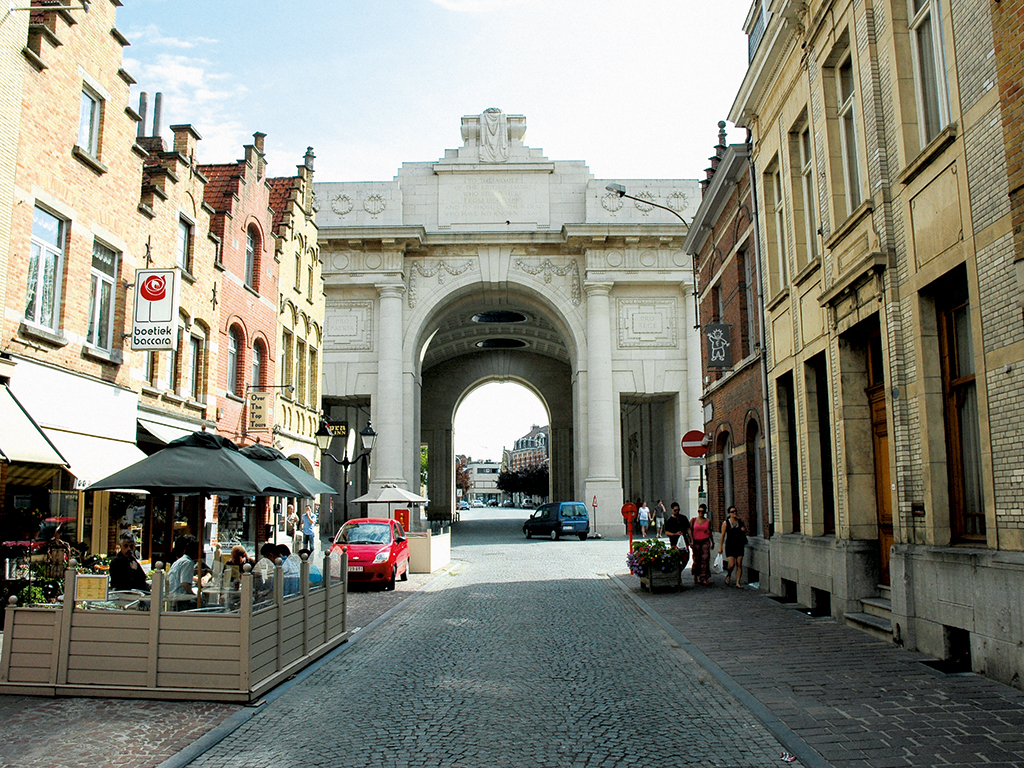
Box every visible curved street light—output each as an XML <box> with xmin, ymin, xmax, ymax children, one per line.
<box><xmin>605</xmin><ymin>183</ymin><xmax>689</xmax><ymax>225</ymax></box>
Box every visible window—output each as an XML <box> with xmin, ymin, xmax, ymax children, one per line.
<box><xmin>245</xmin><ymin>227</ymin><xmax>258</xmax><ymax>289</ymax></box>
<box><xmin>227</xmin><ymin>326</ymin><xmax>242</xmax><ymax>396</ymax></box>
<box><xmin>251</xmin><ymin>341</ymin><xmax>263</xmax><ymax>390</ymax></box>
<box><xmin>86</xmin><ymin>241</ymin><xmax>118</xmax><ymax>351</ymax></box>
<box><xmin>282</xmin><ymin>329</ymin><xmax>294</xmax><ymax>393</ymax></box>
<box><xmin>177</xmin><ymin>218</ymin><xmax>193</xmax><ymax>273</ymax></box>
<box><xmin>296</xmin><ymin>339</ymin><xmax>307</xmax><ymax>406</ymax></box>
<box><xmin>169</xmin><ymin>327</ymin><xmax>183</xmax><ymax>394</ymax></box>
<box><xmin>763</xmin><ymin>158</ymin><xmax>788</xmax><ymax>295</ymax></box>
<box><xmin>295</xmin><ymin>251</ymin><xmax>302</xmax><ymax>291</ymax></box>
<box><xmin>78</xmin><ymin>89</ymin><xmax>100</xmax><ymax>157</ymax></box>
<box><xmin>145</xmin><ymin>351</ymin><xmax>157</xmax><ymax>386</ymax></box>
<box><xmin>909</xmin><ymin>0</ymin><xmax>948</xmax><ymax>145</ymax></box>
<box><xmin>26</xmin><ymin>206</ymin><xmax>66</xmax><ymax>331</ymax></box>
<box><xmin>790</xmin><ymin>118</ymin><xmax>818</xmax><ymax>269</ymax></box>
<box><xmin>307</xmin><ymin>262</ymin><xmax>314</xmax><ymax>302</ymax></box>
<box><xmin>308</xmin><ymin>347</ymin><xmax>318</xmax><ymax>407</ymax></box>
<box><xmin>742</xmin><ymin>248</ymin><xmax>757</xmax><ymax>357</ymax></box>
<box><xmin>836</xmin><ymin>51</ymin><xmax>862</xmax><ymax>216</ymax></box>
<box><xmin>189</xmin><ymin>335</ymin><xmax>204</xmax><ymax>401</ymax></box>
<box><xmin>936</xmin><ymin>271</ymin><xmax>984</xmax><ymax>539</ymax></box>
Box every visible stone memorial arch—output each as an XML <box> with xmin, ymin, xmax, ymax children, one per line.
<box><xmin>315</xmin><ymin>110</ymin><xmax>702</xmax><ymax>536</ymax></box>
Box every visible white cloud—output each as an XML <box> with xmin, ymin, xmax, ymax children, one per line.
<box><xmin>126</xmin><ymin>23</ymin><xmax>217</xmax><ymax>49</ymax></box>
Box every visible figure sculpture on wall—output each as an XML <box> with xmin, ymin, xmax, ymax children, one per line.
<box><xmin>480</xmin><ymin>108</ymin><xmax>509</xmax><ymax>163</ymax></box>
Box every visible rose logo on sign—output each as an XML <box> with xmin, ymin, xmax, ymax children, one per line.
<box><xmin>139</xmin><ymin>273</ymin><xmax>166</xmax><ymax>302</ymax></box>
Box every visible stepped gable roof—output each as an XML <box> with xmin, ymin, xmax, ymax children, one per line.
<box><xmin>267</xmin><ymin>176</ymin><xmax>297</xmax><ymax>232</ymax></box>
<box><xmin>197</xmin><ymin>163</ymin><xmax>241</xmax><ymax>213</ymax></box>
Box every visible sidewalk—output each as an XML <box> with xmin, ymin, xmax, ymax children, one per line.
<box><xmin>619</xmin><ymin>567</ymin><xmax>1024</xmax><ymax>768</ymax></box>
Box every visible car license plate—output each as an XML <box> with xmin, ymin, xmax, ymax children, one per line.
<box><xmin>348</xmin><ymin>566</ymin><xmax>364</xmax><ymax>572</ymax></box>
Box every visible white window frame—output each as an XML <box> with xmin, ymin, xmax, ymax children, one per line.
<box><xmin>836</xmin><ymin>52</ymin><xmax>862</xmax><ymax>216</ymax></box>
<box><xmin>26</xmin><ymin>206</ymin><xmax>66</xmax><ymax>331</ymax></box>
<box><xmin>190</xmin><ymin>334</ymin><xmax>204</xmax><ymax>401</ymax></box>
<box><xmin>86</xmin><ymin>240</ymin><xmax>119</xmax><ymax>351</ymax></box>
<box><xmin>78</xmin><ymin>88</ymin><xmax>101</xmax><ymax>157</ymax></box>
<box><xmin>908</xmin><ymin>0</ymin><xmax>949</xmax><ymax>146</ymax></box>
<box><xmin>764</xmin><ymin>159</ymin><xmax>789</xmax><ymax>293</ymax></box>
<box><xmin>251</xmin><ymin>341</ymin><xmax>263</xmax><ymax>390</ymax></box>
<box><xmin>227</xmin><ymin>327</ymin><xmax>242</xmax><ymax>396</ymax></box>
<box><xmin>177</xmin><ymin>217</ymin><xmax>193</xmax><ymax>273</ymax></box>
<box><xmin>245</xmin><ymin>228</ymin><xmax>257</xmax><ymax>289</ymax></box>
<box><xmin>791</xmin><ymin>121</ymin><xmax>819</xmax><ymax>268</ymax></box>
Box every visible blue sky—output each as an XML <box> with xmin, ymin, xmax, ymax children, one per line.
<box><xmin>116</xmin><ymin>0</ymin><xmax>751</xmax><ymax>461</ymax></box>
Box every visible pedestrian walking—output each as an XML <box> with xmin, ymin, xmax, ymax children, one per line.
<box><xmin>637</xmin><ymin>500</ymin><xmax>651</xmax><ymax>538</ymax></box>
<box><xmin>654</xmin><ymin>500</ymin><xmax>666</xmax><ymax>537</ymax></box>
<box><xmin>690</xmin><ymin>504</ymin><xmax>714</xmax><ymax>585</ymax></box>
<box><xmin>663</xmin><ymin>502</ymin><xmax>691</xmax><ymax>551</ymax></box>
<box><xmin>718</xmin><ymin>505</ymin><xmax>749</xmax><ymax>587</ymax></box>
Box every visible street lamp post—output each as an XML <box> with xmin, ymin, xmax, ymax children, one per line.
<box><xmin>315</xmin><ymin>420</ymin><xmax>377</xmax><ymax>539</ymax></box>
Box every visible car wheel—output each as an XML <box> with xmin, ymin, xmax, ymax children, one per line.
<box><xmin>400</xmin><ymin>561</ymin><xmax>409</xmax><ymax>581</ymax></box>
<box><xmin>524</xmin><ymin>528</ymin><xmax>532</xmax><ymax>539</ymax></box>
<box><xmin>550</xmin><ymin>529</ymin><xmax>559</xmax><ymax>541</ymax></box>
<box><xmin>385</xmin><ymin>566</ymin><xmax>397</xmax><ymax>591</ymax></box>
<box><xmin>578</xmin><ymin>533</ymin><xmax>588</xmax><ymax>541</ymax></box>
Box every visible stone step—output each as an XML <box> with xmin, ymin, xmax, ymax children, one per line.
<box><xmin>845</xmin><ymin>611</ymin><xmax>893</xmax><ymax>642</ymax></box>
<box><xmin>861</xmin><ymin>596</ymin><xmax>893</xmax><ymax>620</ymax></box>
<box><xmin>878</xmin><ymin>583</ymin><xmax>891</xmax><ymax>600</ymax></box>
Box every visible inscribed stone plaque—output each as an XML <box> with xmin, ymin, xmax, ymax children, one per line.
<box><xmin>438</xmin><ymin>172</ymin><xmax>550</xmax><ymax>227</ymax></box>
<box><xmin>911</xmin><ymin>163</ymin><xmax>962</xmax><ymax>269</ymax></box>
<box><xmin>617</xmin><ymin>299</ymin><xmax>678</xmax><ymax>348</ymax></box>
<box><xmin>325</xmin><ymin>300</ymin><xmax>373</xmax><ymax>351</ymax></box>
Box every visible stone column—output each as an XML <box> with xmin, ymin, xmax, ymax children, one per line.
<box><xmin>583</xmin><ymin>281</ymin><xmax>623</xmax><ymax>533</ymax></box>
<box><xmin>374</xmin><ymin>282</ymin><xmax>406</xmax><ymax>487</ymax></box>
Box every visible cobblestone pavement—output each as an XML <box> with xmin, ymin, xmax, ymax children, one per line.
<box><xmin>185</xmin><ymin>514</ymin><xmax>802</xmax><ymax>768</ymax></box>
<box><xmin>0</xmin><ymin>570</ymin><xmax>433</xmax><ymax>768</ymax></box>
<box><xmin>626</xmin><ymin>564</ymin><xmax>1024</xmax><ymax>768</ymax></box>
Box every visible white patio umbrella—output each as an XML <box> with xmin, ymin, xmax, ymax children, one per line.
<box><xmin>350</xmin><ymin>483</ymin><xmax>427</xmax><ymax>519</ymax></box>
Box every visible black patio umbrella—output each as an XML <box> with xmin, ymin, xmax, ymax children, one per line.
<box><xmin>238</xmin><ymin>443</ymin><xmax>337</xmax><ymax>499</ymax></box>
<box><xmin>87</xmin><ymin>431</ymin><xmax>308</xmax><ymax>607</ymax></box>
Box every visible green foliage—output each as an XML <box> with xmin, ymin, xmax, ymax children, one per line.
<box><xmin>420</xmin><ymin>445</ymin><xmax>429</xmax><ymax>488</ymax></box>
<box><xmin>497</xmin><ymin>463</ymin><xmax>549</xmax><ymax>498</ymax></box>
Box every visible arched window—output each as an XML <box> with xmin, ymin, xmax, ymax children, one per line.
<box><xmin>252</xmin><ymin>340</ymin><xmax>263</xmax><ymax>390</ymax></box>
<box><xmin>227</xmin><ymin>326</ymin><xmax>243</xmax><ymax>396</ymax></box>
<box><xmin>245</xmin><ymin>227</ymin><xmax>258</xmax><ymax>289</ymax></box>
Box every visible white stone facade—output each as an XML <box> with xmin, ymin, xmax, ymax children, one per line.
<box><xmin>316</xmin><ymin>110</ymin><xmax>702</xmax><ymax>535</ymax></box>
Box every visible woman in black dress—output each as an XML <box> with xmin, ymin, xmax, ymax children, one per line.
<box><xmin>718</xmin><ymin>506</ymin><xmax>748</xmax><ymax>588</ymax></box>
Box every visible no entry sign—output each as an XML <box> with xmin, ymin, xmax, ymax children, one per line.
<box><xmin>681</xmin><ymin>430</ymin><xmax>708</xmax><ymax>458</ymax></box>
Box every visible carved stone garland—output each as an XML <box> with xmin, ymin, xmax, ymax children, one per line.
<box><xmin>513</xmin><ymin>258</ymin><xmax>581</xmax><ymax>306</ymax></box>
<box><xmin>407</xmin><ymin>259</ymin><xmax>474</xmax><ymax>308</ymax></box>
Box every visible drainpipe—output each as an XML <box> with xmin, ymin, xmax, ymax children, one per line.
<box><xmin>747</xmin><ymin>134</ymin><xmax>775</xmax><ymax>540</ymax></box>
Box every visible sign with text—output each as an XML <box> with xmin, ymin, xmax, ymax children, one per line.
<box><xmin>248</xmin><ymin>391</ymin><xmax>270</xmax><ymax>431</ymax></box>
<box><xmin>705</xmin><ymin>323</ymin><xmax>732</xmax><ymax>368</ymax></box>
<box><xmin>131</xmin><ymin>269</ymin><xmax>180</xmax><ymax>350</ymax></box>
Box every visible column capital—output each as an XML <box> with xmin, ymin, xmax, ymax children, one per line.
<box><xmin>375</xmin><ymin>282</ymin><xmax>406</xmax><ymax>300</ymax></box>
<box><xmin>584</xmin><ymin>281</ymin><xmax>614</xmax><ymax>298</ymax></box>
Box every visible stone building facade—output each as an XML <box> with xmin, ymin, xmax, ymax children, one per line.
<box><xmin>731</xmin><ymin>0</ymin><xmax>1024</xmax><ymax>686</ymax></box>
<box><xmin>683</xmin><ymin>124</ymin><xmax>769</xmax><ymax>574</ymax></box>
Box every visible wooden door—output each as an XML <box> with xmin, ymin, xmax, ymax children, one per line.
<box><xmin>868</xmin><ymin>385</ymin><xmax>892</xmax><ymax>584</ymax></box>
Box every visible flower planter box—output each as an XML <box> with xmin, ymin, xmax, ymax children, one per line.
<box><xmin>641</xmin><ymin>567</ymin><xmax>682</xmax><ymax>592</ymax></box>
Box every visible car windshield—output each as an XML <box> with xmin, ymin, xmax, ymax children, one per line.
<box><xmin>562</xmin><ymin>504</ymin><xmax>588</xmax><ymax>519</ymax></box>
<box><xmin>340</xmin><ymin>523</ymin><xmax>391</xmax><ymax>545</ymax></box>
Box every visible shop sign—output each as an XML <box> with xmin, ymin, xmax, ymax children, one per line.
<box><xmin>131</xmin><ymin>269</ymin><xmax>180</xmax><ymax>351</ymax></box>
<box><xmin>248</xmin><ymin>391</ymin><xmax>271</xmax><ymax>431</ymax></box>
<box><xmin>705</xmin><ymin>322</ymin><xmax>732</xmax><ymax>369</ymax></box>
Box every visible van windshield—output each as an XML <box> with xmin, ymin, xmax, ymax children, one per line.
<box><xmin>561</xmin><ymin>504</ymin><xmax>588</xmax><ymax>519</ymax></box>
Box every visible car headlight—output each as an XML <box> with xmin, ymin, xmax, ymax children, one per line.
<box><xmin>373</xmin><ymin>551</ymin><xmax>389</xmax><ymax>563</ymax></box>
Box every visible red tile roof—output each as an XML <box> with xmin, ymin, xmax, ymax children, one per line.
<box><xmin>267</xmin><ymin>176</ymin><xmax>298</xmax><ymax>232</ymax></box>
<box><xmin>197</xmin><ymin>164</ymin><xmax>241</xmax><ymax>213</ymax></box>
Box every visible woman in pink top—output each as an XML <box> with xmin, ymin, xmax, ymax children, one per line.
<box><xmin>690</xmin><ymin>503</ymin><xmax>715</xmax><ymax>585</ymax></box>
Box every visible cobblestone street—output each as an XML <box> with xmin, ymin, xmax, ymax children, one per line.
<box><xmin>186</xmin><ymin>513</ymin><xmax>800</xmax><ymax>768</ymax></box>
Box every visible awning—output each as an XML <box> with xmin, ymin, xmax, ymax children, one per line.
<box><xmin>41</xmin><ymin>428</ymin><xmax>146</xmax><ymax>488</ymax></box>
<box><xmin>138</xmin><ymin>418</ymin><xmax>195</xmax><ymax>445</ymax></box>
<box><xmin>0</xmin><ymin>384</ymin><xmax>67</xmax><ymax>465</ymax></box>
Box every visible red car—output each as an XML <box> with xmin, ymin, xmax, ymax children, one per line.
<box><xmin>330</xmin><ymin>518</ymin><xmax>410</xmax><ymax>590</ymax></box>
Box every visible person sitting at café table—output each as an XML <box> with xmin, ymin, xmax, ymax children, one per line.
<box><xmin>109</xmin><ymin>531</ymin><xmax>150</xmax><ymax>592</ymax></box>
<box><xmin>165</xmin><ymin>535</ymin><xmax>200</xmax><ymax>606</ymax></box>
<box><xmin>278</xmin><ymin>543</ymin><xmax>300</xmax><ymax>596</ymax></box>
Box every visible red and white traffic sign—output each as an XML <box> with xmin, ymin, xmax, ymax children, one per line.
<box><xmin>681</xmin><ymin>430</ymin><xmax>708</xmax><ymax>458</ymax></box>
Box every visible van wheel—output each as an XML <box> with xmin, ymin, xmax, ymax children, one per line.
<box><xmin>550</xmin><ymin>529</ymin><xmax>559</xmax><ymax>541</ymax></box>
<box><xmin>578</xmin><ymin>533</ymin><xmax>588</xmax><ymax>541</ymax></box>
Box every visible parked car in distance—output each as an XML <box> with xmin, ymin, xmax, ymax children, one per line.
<box><xmin>458</xmin><ymin>500</ymin><xmax>470</xmax><ymax>510</ymax></box>
<box><xmin>329</xmin><ymin>518</ymin><xmax>409</xmax><ymax>590</ymax></box>
<box><xmin>471</xmin><ymin>499</ymin><xmax>484</xmax><ymax>508</ymax></box>
<box><xmin>523</xmin><ymin>502</ymin><xmax>590</xmax><ymax>541</ymax></box>
<box><xmin>502</xmin><ymin>500</ymin><xmax>515</xmax><ymax>508</ymax></box>
<box><xmin>488</xmin><ymin>500</ymin><xmax>498</xmax><ymax>507</ymax></box>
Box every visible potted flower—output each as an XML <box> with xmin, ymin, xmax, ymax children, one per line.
<box><xmin>626</xmin><ymin>539</ymin><xmax>687</xmax><ymax>592</ymax></box>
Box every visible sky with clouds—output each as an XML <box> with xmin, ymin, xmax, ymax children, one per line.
<box><xmin>116</xmin><ymin>0</ymin><xmax>751</xmax><ymax>461</ymax></box>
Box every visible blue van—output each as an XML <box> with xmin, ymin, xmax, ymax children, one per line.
<box><xmin>523</xmin><ymin>502</ymin><xmax>590</xmax><ymax>541</ymax></box>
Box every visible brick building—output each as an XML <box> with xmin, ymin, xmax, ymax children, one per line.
<box><xmin>683</xmin><ymin>123</ymin><xmax>768</xmax><ymax>573</ymax></box>
<box><xmin>509</xmin><ymin>424</ymin><xmax>548</xmax><ymax>471</ymax></box>
<box><xmin>730</xmin><ymin>0</ymin><xmax>1024</xmax><ymax>686</ymax></box>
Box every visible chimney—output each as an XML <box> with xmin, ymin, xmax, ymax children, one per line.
<box><xmin>171</xmin><ymin>124</ymin><xmax>202</xmax><ymax>160</ymax></box>
<box><xmin>304</xmin><ymin>146</ymin><xmax>315</xmax><ymax>172</ymax></box>
<box><xmin>253</xmin><ymin>132</ymin><xmax>266</xmax><ymax>153</ymax></box>
<box><xmin>152</xmin><ymin>92</ymin><xmax>163</xmax><ymax>139</ymax></box>
<box><xmin>137</xmin><ymin>92</ymin><xmax>148</xmax><ymax>138</ymax></box>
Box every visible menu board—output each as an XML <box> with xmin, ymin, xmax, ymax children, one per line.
<box><xmin>75</xmin><ymin>574</ymin><xmax>108</xmax><ymax>601</ymax></box>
